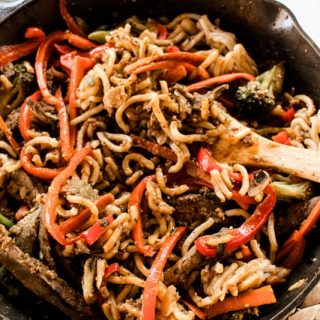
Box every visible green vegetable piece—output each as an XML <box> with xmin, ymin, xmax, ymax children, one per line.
<box><xmin>0</xmin><ymin>214</ymin><xmax>14</xmax><ymax>229</ymax></box>
<box><xmin>0</xmin><ymin>62</ymin><xmax>34</xmax><ymax>117</ymax></box>
<box><xmin>88</xmin><ymin>31</ymin><xmax>111</xmax><ymax>44</ymax></box>
<box><xmin>234</xmin><ymin>63</ymin><xmax>285</xmax><ymax>118</ymax></box>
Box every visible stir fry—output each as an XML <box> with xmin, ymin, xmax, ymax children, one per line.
<box><xmin>0</xmin><ymin>1</ymin><xmax>319</xmax><ymax>319</ymax></box>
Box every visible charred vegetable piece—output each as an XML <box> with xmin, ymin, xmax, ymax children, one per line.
<box><xmin>0</xmin><ymin>62</ymin><xmax>35</xmax><ymax>117</ymax></box>
<box><xmin>234</xmin><ymin>63</ymin><xmax>285</xmax><ymax>118</ymax></box>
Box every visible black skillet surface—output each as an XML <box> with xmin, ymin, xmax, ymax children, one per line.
<box><xmin>0</xmin><ymin>0</ymin><xmax>320</xmax><ymax>319</ymax></box>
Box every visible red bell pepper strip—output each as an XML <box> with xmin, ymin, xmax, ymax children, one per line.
<box><xmin>163</xmin><ymin>65</ymin><xmax>187</xmax><ymax>83</ymax></box>
<box><xmin>276</xmin><ymin>199</ymin><xmax>320</xmax><ymax>269</ymax></box>
<box><xmin>231</xmin><ymin>191</ymin><xmax>257</xmax><ymax>210</ymax></box>
<box><xmin>60</xmin><ymin>51</ymin><xmax>77</xmax><ymax>69</ymax></box>
<box><xmin>43</xmin><ymin>146</ymin><xmax>92</xmax><ymax>245</ymax></box>
<box><xmin>68</xmin><ymin>55</ymin><xmax>95</xmax><ymax>146</ymax></box>
<box><xmin>59</xmin><ymin>193</ymin><xmax>114</xmax><ymax>235</ymax></box>
<box><xmin>59</xmin><ymin>0</ymin><xmax>86</xmax><ymax>37</ymax></box>
<box><xmin>157</xmin><ymin>24</ymin><xmax>168</xmax><ymax>40</ymax></box>
<box><xmin>205</xmin><ymin>285</ymin><xmax>276</xmax><ymax>318</ymax></box>
<box><xmin>0</xmin><ymin>115</ymin><xmax>20</xmax><ymax>153</ymax></box>
<box><xmin>35</xmin><ymin>31</ymin><xmax>67</xmax><ymax>107</ymax></box>
<box><xmin>54</xmin><ymin>43</ymin><xmax>74</xmax><ymax>55</ymax></box>
<box><xmin>272</xmin><ymin>130</ymin><xmax>291</xmax><ymax>145</ymax></box>
<box><xmin>183</xmin><ymin>300</ymin><xmax>206</xmax><ymax>319</ymax></box>
<box><xmin>195</xmin><ymin>185</ymin><xmax>275</xmax><ymax>257</ymax></box>
<box><xmin>125</xmin><ymin>52</ymin><xmax>206</xmax><ymax>74</ymax></box>
<box><xmin>103</xmin><ymin>263</ymin><xmax>120</xmax><ymax>279</ymax></box>
<box><xmin>24</xmin><ymin>27</ymin><xmax>46</xmax><ymax>39</ymax></box>
<box><xmin>66</xmin><ymin>31</ymin><xmax>98</xmax><ymax>50</ymax></box>
<box><xmin>281</xmin><ymin>106</ymin><xmax>295</xmax><ymax>123</ymax></box>
<box><xmin>141</xmin><ymin>226</ymin><xmax>186</xmax><ymax>320</ymax></box>
<box><xmin>19</xmin><ymin>91</ymin><xmax>42</xmax><ymax>141</ymax></box>
<box><xmin>0</xmin><ymin>27</ymin><xmax>45</xmax><ymax>67</ymax></box>
<box><xmin>89</xmin><ymin>43</ymin><xmax>115</xmax><ymax>58</ymax></box>
<box><xmin>20</xmin><ymin>146</ymin><xmax>64</xmax><ymax>180</ymax></box>
<box><xmin>60</xmin><ymin>51</ymin><xmax>94</xmax><ymax>70</ymax></box>
<box><xmin>197</xmin><ymin>147</ymin><xmax>242</xmax><ymax>183</ymax></box>
<box><xmin>80</xmin><ymin>219</ymin><xmax>108</xmax><ymax>246</ymax></box>
<box><xmin>100</xmin><ymin>263</ymin><xmax>120</xmax><ymax>288</ymax></box>
<box><xmin>187</xmin><ymin>73</ymin><xmax>256</xmax><ymax>92</ymax></box>
<box><xmin>55</xmin><ymin>87</ymin><xmax>73</xmax><ymax>161</ymax></box>
<box><xmin>129</xmin><ymin>175</ymin><xmax>156</xmax><ymax>257</ymax></box>
<box><xmin>165</xmin><ymin>45</ymin><xmax>180</xmax><ymax>53</ymax></box>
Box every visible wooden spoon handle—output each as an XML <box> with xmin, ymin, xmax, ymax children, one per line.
<box><xmin>211</xmin><ymin>133</ymin><xmax>320</xmax><ymax>183</ymax></box>
<box><xmin>209</xmin><ymin>106</ymin><xmax>320</xmax><ymax>183</ymax></box>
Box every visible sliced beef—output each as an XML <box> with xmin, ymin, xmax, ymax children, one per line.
<box><xmin>9</xmin><ymin>206</ymin><xmax>40</xmax><ymax>256</ymax></box>
<box><xmin>28</xmin><ymin>98</ymin><xmax>57</xmax><ymax>127</ymax></box>
<box><xmin>171</xmin><ymin>193</ymin><xmax>227</xmax><ymax>229</ymax></box>
<box><xmin>7</xmin><ymin>169</ymin><xmax>44</xmax><ymax>206</ymax></box>
<box><xmin>61</xmin><ymin>176</ymin><xmax>98</xmax><ymax>202</ymax></box>
<box><xmin>0</xmin><ymin>225</ymin><xmax>97</xmax><ymax>319</ymax></box>
<box><xmin>164</xmin><ymin>246</ymin><xmax>203</xmax><ymax>286</ymax></box>
<box><xmin>38</xmin><ymin>212</ymin><xmax>56</xmax><ymax>270</ymax></box>
<box><xmin>275</xmin><ymin>196</ymin><xmax>320</xmax><ymax>236</ymax></box>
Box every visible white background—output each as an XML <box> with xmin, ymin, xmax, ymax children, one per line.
<box><xmin>277</xmin><ymin>0</ymin><xmax>320</xmax><ymax>47</ymax></box>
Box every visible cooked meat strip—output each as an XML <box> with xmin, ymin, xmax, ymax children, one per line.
<box><xmin>275</xmin><ymin>196</ymin><xmax>320</xmax><ymax>236</ymax></box>
<box><xmin>9</xmin><ymin>206</ymin><xmax>40</xmax><ymax>256</ymax></box>
<box><xmin>28</xmin><ymin>98</ymin><xmax>57</xmax><ymax>127</ymax></box>
<box><xmin>0</xmin><ymin>225</ymin><xmax>97</xmax><ymax>319</ymax></box>
<box><xmin>164</xmin><ymin>246</ymin><xmax>203</xmax><ymax>286</ymax></box>
<box><xmin>170</xmin><ymin>193</ymin><xmax>227</xmax><ymax>229</ymax></box>
<box><xmin>61</xmin><ymin>176</ymin><xmax>98</xmax><ymax>202</ymax></box>
<box><xmin>7</xmin><ymin>169</ymin><xmax>44</xmax><ymax>206</ymax></box>
<box><xmin>38</xmin><ymin>210</ymin><xmax>56</xmax><ymax>270</ymax></box>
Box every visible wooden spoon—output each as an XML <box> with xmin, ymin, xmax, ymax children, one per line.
<box><xmin>209</xmin><ymin>107</ymin><xmax>320</xmax><ymax>183</ymax></box>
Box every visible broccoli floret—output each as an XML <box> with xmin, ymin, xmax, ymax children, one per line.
<box><xmin>235</xmin><ymin>63</ymin><xmax>285</xmax><ymax>118</ymax></box>
<box><xmin>0</xmin><ymin>62</ymin><xmax>35</xmax><ymax>117</ymax></box>
<box><xmin>271</xmin><ymin>180</ymin><xmax>313</xmax><ymax>202</ymax></box>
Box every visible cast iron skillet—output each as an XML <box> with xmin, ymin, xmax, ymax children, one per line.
<box><xmin>0</xmin><ymin>0</ymin><xmax>319</xmax><ymax>319</ymax></box>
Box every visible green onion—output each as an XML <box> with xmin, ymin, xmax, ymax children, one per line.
<box><xmin>0</xmin><ymin>214</ymin><xmax>14</xmax><ymax>229</ymax></box>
